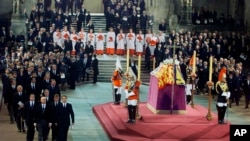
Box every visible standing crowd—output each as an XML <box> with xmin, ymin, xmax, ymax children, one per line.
<box><xmin>1</xmin><ymin>0</ymin><xmax>250</xmax><ymax>139</ymax></box>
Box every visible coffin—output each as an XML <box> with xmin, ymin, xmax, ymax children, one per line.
<box><xmin>147</xmin><ymin>59</ymin><xmax>186</xmax><ymax>114</ymax></box>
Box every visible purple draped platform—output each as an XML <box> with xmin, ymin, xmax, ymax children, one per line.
<box><xmin>147</xmin><ymin>75</ymin><xmax>186</xmax><ymax>114</ymax></box>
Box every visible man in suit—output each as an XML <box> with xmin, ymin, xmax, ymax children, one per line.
<box><xmin>2</xmin><ymin>68</ymin><xmax>11</xmax><ymax>108</ymax></box>
<box><xmin>144</xmin><ymin>45</ymin><xmax>151</xmax><ymax>72</ymax></box>
<box><xmin>50</xmin><ymin>64</ymin><xmax>61</xmax><ymax>85</ymax></box>
<box><xmin>37</xmin><ymin>66</ymin><xmax>45</xmax><ymax>84</ymax></box>
<box><xmin>47</xmin><ymin>79</ymin><xmax>61</xmax><ymax>100</ymax></box>
<box><xmin>68</xmin><ymin>57</ymin><xmax>78</xmax><ymax>89</ymax></box>
<box><xmin>82</xmin><ymin>53</ymin><xmax>91</xmax><ymax>82</ymax></box>
<box><xmin>4</xmin><ymin>79</ymin><xmax>17</xmax><ymax>124</ymax></box>
<box><xmin>7</xmin><ymin>30</ymin><xmax>16</xmax><ymax>44</ymax></box>
<box><xmin>140</xmin><ymin>11</ymin><xmax>147</xmax><ymax>34</ymax></box>
<box><xmin>67</xmin><ymin>0</ymin><xmax>74</xmax><ymax>14</ymax></box>
<box><xmin>243</xmin><ymin>74</ymin><xmax>250</xmax><ymax>108</ymax></box>
<box><xmin>0</xmin><ymin>26</ymin><xmax>7</xmax><ymax>38</ymax></box>
<box><xmin>41</xmin><ymin>72</ymin><xmax>51</xmax><ymax>93</ymax></box>
<box><xmin>154</xmin><ymin>44</ymin><xmax>163</xmax><ymax>67</ymax></box>
<box><xmin>76</xmin><ymin>0</ymin><xmax>84</xmax><ymax>13</ymax></box>
<box><xmin>85</xmin><ymin>41</ymin><xmax>94</xmax><ymax>59</ymax></box>
<box><xmin>23</xmin><ymin>93</ymin><xmax>37</xmax><ymax>141</ymax></box>
<box><xmin>130</xmin><ymin>11</ymin><xmax>138</xmax><ymax>34</ymax></box>
<box><xmin>34</xmin><ymin>96</ymin><xmax>52</xmax><ymax>141</ymax></box>
<box><xmin>158</xmin><ymin>20</ymin><xmax>166</xmax><ymax>33</ymax></box>
<box><xmin>26</xmin><ymin>77</ymin><xmax>42</xmax><ymax>102</ymax></box>
<box><xmin>76</xmin><ymin>9</ymin><xmax>85</xmax><ymax>32</ymax></box>
<box><xmin>64</xmin><ymin>37</ymin><xmax>73</xmax><ymax>53</ymax></box>
<box><xmin>80</xmin><ymin>4</ymin><xmax>87</xmax><ymax>26</ymax></box>
<box><xmin>43</xmin><ymin>89</ymin><xmax>53</xmax><ymax>104</ymax></box>
<box><xmin>50</xmin><ymin>94</ymin><xmax>61</xmax><ymax>141</ymax></box>
<box><xmin>232</xmin><ymin>70</ymin><xmax>243</xmax><ymax>106</ymax></box>
<box><xmin>13</xmin><ymin>85</ymin><xmax>28</xmax><ymax>132</ymax></box>
<box><xmin>91</xmin><ymin>55</ymin><xmax>99</xmax><ymax>83</ymax></box>
<box><xmin>56</xmin><ymin>95</ymin><xmax>75</xmax><ymax>141</ymax></box>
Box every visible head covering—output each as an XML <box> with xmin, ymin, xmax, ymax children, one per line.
<box><xmin>218</xmin><ymin>67</ymin><xmax>227</xmax><ymax>81</ymax></box>
<box><xmin>115</xmin><ymin>57</ymin><xmax>122</xmax><ymax>71</ymax></box>
<box><xmin>125</xmin><ymin>67</ymin><xmax>137</xmax><ymax>90</ymax></box>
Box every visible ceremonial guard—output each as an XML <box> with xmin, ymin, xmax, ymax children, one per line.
<box><xmin>125</xmin><ymin>80</ymin><xmax>141</xmax><ymax>123</ymax></box>
<box><xmin>185</xmin><ymin>78</ymin><xmax>192</xmax><ymax>105</ymax></box>
<box><xmin>215</xmin><ymin>67</ymin><xmax>230</xmax><ymax>124</ymax></box>
<box><xmin>111</xmin><ymin>58</ymin><xmax>123</xmax><ymax>105</ymax></box>
<box><xmin>123</xmin><ymin>68</ymin><xmax>136</xmax><ymax>107</ymax></box>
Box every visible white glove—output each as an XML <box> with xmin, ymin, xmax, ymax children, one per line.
<box><xmin>125</xmin><ymin>90</ymin><xmax>129</xmax><ymax>98</ymax></box>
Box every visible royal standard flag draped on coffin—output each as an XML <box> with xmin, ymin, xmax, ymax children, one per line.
<box><xmin>151</xmin><ymin>59</ymin><xmax>185</xmax><ymax>89</ymax></box>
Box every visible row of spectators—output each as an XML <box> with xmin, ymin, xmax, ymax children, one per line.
<box><xmin>191</xmin><ymin>6</ymin><xmax>243</xmax><ymax>26</ymax></box>
<box><xmin>24</xmin><ymin>0</ymin><xmax>94</xmax><ymax>33</ymax></box>
<box><xmin>103</xmin><ymin>0</ymin><xmax>154</xmax><ymax>34</ymax></box>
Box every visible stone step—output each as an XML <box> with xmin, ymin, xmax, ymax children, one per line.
<box><xmin>96</xmin><ymin>59</ymin><xmax>151</xmax><ymax>83</ymax></box>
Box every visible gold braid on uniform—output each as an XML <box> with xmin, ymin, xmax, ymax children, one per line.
<box><xmin>215</xmin><ymin>81</ymin><xmax>228</xmax><ymax>93</ymax></box>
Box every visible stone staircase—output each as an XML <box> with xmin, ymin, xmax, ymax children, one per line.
<box><xmin>71</xmin><ymin>13</ymin><xmax>107</xmax><ymax>31</ymax></box>
<box><xmin>88</xmin><ymin>55</ymin><xmax>151</xmax><ymax>84</ymax></box>
<box><xmin>70</xmin><ymin>13</ymin><xmax>157</xmax><ymax>34</ymax></box>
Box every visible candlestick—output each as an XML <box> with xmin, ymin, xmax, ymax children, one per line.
<box><xmin>209</xmin><ymin>56</ymin><xmax>213</xmax><ymax>82</ymax></box>
<box><xmin>138</xmin><ymin>55</ymin><xmax>141</xmax><ymax>80</ymax></box>
<box><xmin>192</xmin><ymin>51</ymin><xmax>196</xmax><ymax>74</ymax></box>
<box><xmin>126</xmin><ymin>48</ymin><xmax>130</xmax><ymax>72</ymax></box>
<box><xmin>153</xmin><ymin>57</ymin><xmax>155</xmax><ymax>70</ymax></box>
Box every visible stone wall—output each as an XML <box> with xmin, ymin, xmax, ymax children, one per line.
<box><xmin>146</xmin><ymin>0</ymin><xmax>249</xmax><ymax>32</ymax></box>
<box><xmin>84</xmin><ymin>0</ymin><xmax>104</xmax><ymax>13</ymax></box>
<box><xmin>144</xmin><ymin>0</ymin><xmax>170</xmax><ymax>25</ymax></box>
<box><xmin>0</xmin><ymin>0</ymin><xmax>13</xmax><ymax>27</ymax></box>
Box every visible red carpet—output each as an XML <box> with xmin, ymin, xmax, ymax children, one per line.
<box><xmin>93</xmin><ymin>102</ymin><xmax>230</xmax><ymax>141</ymax></box>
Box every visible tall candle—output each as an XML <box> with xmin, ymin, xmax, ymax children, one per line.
<box><xmin>192</xmin><ymin>51</ymin><xmax>196</xmax><ymax>74</ymax></box>
<box><xmin>209</xmin><ymin>56</ymin><xmax>213</xmax><ymax>81</ymax></box>
<box><xmin>138</xmin><ymin>54</ymin><xmax>141</xmax><ymax>80</ymax></box>
<box><xmin>126</xmin><ymin>48</ymin><xmax>130</xmax><ymax>72</ymax></box>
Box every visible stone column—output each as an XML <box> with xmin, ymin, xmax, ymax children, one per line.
<box><xmin>0</xmin><ymin>0</ymin><xmax>13</xmax><ymax>28</ymax></box>
<box><xmin>244</xmin><ymin>0</ymin><xmax>250</xmax><ymax>31</ymax></box>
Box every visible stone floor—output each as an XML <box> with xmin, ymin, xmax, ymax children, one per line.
<box><xmin>1</xmin><ymin>81</ymin><xmax>250</xmax><ymax>141</ymax></box>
